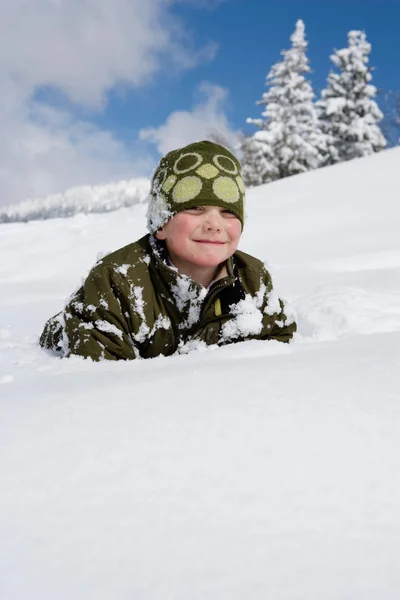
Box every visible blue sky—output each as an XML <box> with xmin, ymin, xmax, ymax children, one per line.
<box><xmin>1</xmin><ymin>0</ymin><xmax>399</xmax><ymax>206</ymax></box>
<box><xmin>102</xmin><ymin>0</ymin><xmax>400</xmax><ymax>143</ymax></box>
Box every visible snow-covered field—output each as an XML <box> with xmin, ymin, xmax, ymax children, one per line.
<box><xmin>1</xmin><ymin>148</ymin><xmax>400</xmax><ymax>599</ymax></box>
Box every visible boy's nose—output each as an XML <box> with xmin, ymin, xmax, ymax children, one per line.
<box><xmin>204</xmin><ymin>210</ymin><xmax>222</xmax><ymax>230</ymax></box>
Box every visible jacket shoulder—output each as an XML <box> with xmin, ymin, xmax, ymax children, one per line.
<box><xmin>234</xmin><ymin>250</ymin><xmax>271</xmax><ymax>283</ymax></box>
<box><xmin>234</xmin><ymin>248</ymin><xmax>266</xmax><ymax>273</ymax></box>
<box><xmin>94</xmin><ymin>235</ymin><xmax>151</xmax><ymax>271</ymax></box>
<box><xmin>233</xmin><ymin>249</ymin><xmax>272</xmax><ymax>292</ymax></box>
<box><xmin>85</xmin><ymin>235</ymin><xmax>153</xmax><ymax>289</ymax></box>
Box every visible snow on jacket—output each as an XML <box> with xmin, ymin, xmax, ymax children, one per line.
<box><xmin>40</xmin><ymin>234</ymin><xmax>296</xmax><ymax>360</ymax></box>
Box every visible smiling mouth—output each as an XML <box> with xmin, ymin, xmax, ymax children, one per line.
<box><xmin>194</xmin><ymin>240</ymin><xmax>226</xmax><ymax>245</ymax></box>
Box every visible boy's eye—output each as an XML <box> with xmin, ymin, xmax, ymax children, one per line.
<box><xmin>183</xmin><ymin>207</ymin><xmax>237</xmax><ymax>218</ymax></box>
<box><xmin>184</xmin><ymin>207</ymin><xmax>203</xmax><ymax>214</ymax></box>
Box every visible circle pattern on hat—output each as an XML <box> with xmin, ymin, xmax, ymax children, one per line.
<box><xmin>162</xmin><ymin>174</ymin><xmax>177</xmax><ymax>193</ymax></box>
<box><xmin>173</xmin><ymin>152</ymin><xmax>203</xmax><ymax>174</ymax></box>
<box><xmin>236</xmin><ymin>175</ymin><xmax>245</xmax><ymax>194</ymax></box>
<box><xmin>196</xmin><ymin>163</ymin><xmax>219</xmax><ymax>179</ymax></box>
<box><xmin>148</xmin><ymin>143</ymin><xmax>245</xmax><ymax>232</ymax></box>
<box><xmin>213</xmin><ymin>177</ymin><xmax>239</xmax><ymax>203</ymax></box>
<box><xmin>154</xmin><ymin>150</ymin><xmax>243</xmax><ymax>208</ymax></box>
<box><xmin>154</xmin><ymin>168</ymin><xmax>168</xmax><ymax>190</ymax></box>
<box><xmin>213</xmin><ymin>154</ymin><xmax>238</xmax><ymax>175</ymax></box>
<box><xmin>172</xmin><ymin>176</ymin><xmax>203</xmax><ymax>203</ymax></box>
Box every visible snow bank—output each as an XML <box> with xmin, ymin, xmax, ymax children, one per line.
<box><xmin>1</xmin><ymin>148</ymin><xmax>400</xmax><ymax>600</ymax></box>
<box><xmin>0</xmin><ymin>177</ymin><xmax>150</xmax><ymax>223</ymax></box>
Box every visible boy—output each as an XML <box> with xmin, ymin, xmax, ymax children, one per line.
<box><xmin>40</xmin><ymin>140</ymin><xmax>296</xmax><ymax>360</ymax></box>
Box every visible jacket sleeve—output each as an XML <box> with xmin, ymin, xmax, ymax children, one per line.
<box><xmin>262</xmin><ymin>297</ymin><xmax>297</xmax><ymax>342</ymax></box>
<box><xmin>40</xmin><ymin>264</ymin><xmax>139</xmax><ymax>361</ymax></box>
<box><xmin>259</xmin><ymin>269</ymin><xmax>297</xmax><ymax>343</ymax></box>
<box><xmin>219</xmin><ymin>266</ymin><xmax>297</xmax><ymax>345</ymax></box>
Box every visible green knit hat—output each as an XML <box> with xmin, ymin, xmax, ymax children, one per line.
<box><xmin>146</xmin><ymin>140</ymin><xmax>245</xmax><ymax>233</ymax></box>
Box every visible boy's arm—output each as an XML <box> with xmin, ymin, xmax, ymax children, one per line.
<box><xmin>260</xmin><ymin>270</ymin><xmax>297</xmax><ymax>343</ymax></box>
<box><xmin>219</xmin><ymin>266</ymin><xmax>297</xmax><ymax>345</ymax></box>
<box><xmin>262</xmin><ymin>297</ymin><xmax>297</xmax><ymax>342</ymax></box>
<box><xmin>40</xmin><ymin>265</ymin><xmax>138</xmax><ymax>361</ymax></box>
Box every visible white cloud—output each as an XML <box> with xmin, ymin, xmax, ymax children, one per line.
<box><xmin>0</xmin><ymin>101</ymin><xmax>153</xmax><ymax>207</ymax></box>
<box><xmin>0</xmin><ymin>0</ymin><xmax>217</xmax><ymax>207</ymax></box>
<box><xmin>139</xmin><ymin>82</ymin><xmax>241</xmax><ymax>155</ymax></box>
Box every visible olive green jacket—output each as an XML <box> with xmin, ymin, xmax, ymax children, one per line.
<box><xmin>40</xmin><ymin>235</ymin><xmax>296</xmax><ymax>360</ymax></box>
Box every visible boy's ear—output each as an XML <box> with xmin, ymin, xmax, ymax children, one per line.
<box><xmin>155</xmin><ymin>228</ymin><xmax>166</xmax><ymax>241</ymax></box>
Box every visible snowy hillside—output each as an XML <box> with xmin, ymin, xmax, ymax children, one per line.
<box><xmin>0</xmin><ymin>177</ymin><xmax>150</xmax><ymax>223</ymax></box>
<box><xmin>1</xmin><ymin>148</ymin><xmax>400</xmax><ymax>600</ymax></box>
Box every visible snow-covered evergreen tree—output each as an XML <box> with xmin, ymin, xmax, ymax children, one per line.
<box><xmin>380</xmin><ymin>91</ymin><xmax>400</xmax><ymax>148</ymax></box>
<box><xmin>317</xmin><ymin>30</ymin><xmax>386</xmax><ymax>163</ymax></box>
<box><xmin>241</xmin><ymin>135</ymin><xmax>269</xmax><ymax>187</ymax></box>
<box><xmin>242</xmin><ymin>20</ymin><xmax>328</xmax><ymax>184</ymax></box>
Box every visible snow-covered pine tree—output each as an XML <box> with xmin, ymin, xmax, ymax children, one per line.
<box><xmin>241</xmin><ymin>135</ymin><xmax>270</xmax><ymax>187</ymax></box>
<box><xmin>316</xmin><ymin>30</ymin><xmax>386</xmax><ymax>163</ymax></box>
<box><xmin>242</xmin><ymin>20</ymin><xmax>328</xmax><ymax>184</ymax></box>
<box><xmin>380</xmin><ymin>91</ymin><xmax>400</xmax><ymax>148</ymax></box>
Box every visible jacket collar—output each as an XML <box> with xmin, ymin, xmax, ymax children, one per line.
<box><xmin>148</xmin><ymin>235</ymin><xmax>235</xmax><ymax>328</ymax></box>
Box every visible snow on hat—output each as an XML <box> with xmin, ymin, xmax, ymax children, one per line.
<box><xmin>146</xmin><ymin>140</ymin><xmax>245</xmax><ymax>233</ymax></box>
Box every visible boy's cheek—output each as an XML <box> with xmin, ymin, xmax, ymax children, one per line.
<box><xmin>229</xmin><ymin>221</ymin><xmax>242</xmax><ymax>239</ymax></box>
<box><xmin>179</xmin><ymin>214</ymin><xmax>197</xmax><ymax>230</ymax></box>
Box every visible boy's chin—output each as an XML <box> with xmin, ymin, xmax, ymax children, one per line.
<box><xmin>190</xmin><ymin>247</ymin><xmax>235</xmax><ymax>268</ymax></box>
<box><xmin>190</xmin><ymin>256</ymin><xmax>227</xmax><ymax>268</ymax></box>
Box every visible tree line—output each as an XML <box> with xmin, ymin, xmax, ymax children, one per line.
<box><xmin>241</xmin><ymin>20</ymin><xmax>387</xmax><ymax>187</ymax></box>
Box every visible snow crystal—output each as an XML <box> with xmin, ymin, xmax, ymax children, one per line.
<box><xmin>129</xmin><ymin>286</ymin><xmax>150</xmax><ymax>343</ymax></box>
<box><xmin>72</xmin><ymin>301</ymin><xmax>84</xmax><ymax>313</ymax></box>
<box><xmin>94</xmin><ymin>320</ymin><xmax>123</xmax><ymax>340</ymax></box>
<box><xmin>79</xmin><ymin>323</ymin><xmax>94</xmax><ymax>331</ymax></box>
<box><xmin>281</xmin><ymin>299</ymin><xmax>297</xmax><ymax>327</ymax></box>
<box><xmin>220</xmin><ymin>297</ymin><xmax>264</xmax><ymax>342</ymax></box>
<box><xmin>131</xmin><ymin>343</ymin><xmax>141</xmax><ymax>360</ymax></box>
<box><xmin>146</xmin><ymin>191</ymin><xmax>174</xmax><ymax>233</ymax></box>
<box><xmin>96</xmin><ymin>252</ymin><xmax>107</xmax><ymax>262</ymax></box>
<box><xmin>171</xmin><ymin>276</ymin><xmax>208</xmax><ymax>329</ymax></box>
<box><xmin>54</xmin><ymin>312</ymin><xmax>70</xmax><ymax>357</ymax></box>
<box><xmin>263</xmin><ymin>288</ymin><xmax>282</xmax><ymax>316</ymax></box>
<box><xmin>149</xmin><ymin>315</ymin><xmax>171</xmax><ymax>337</ymax></box>
<box><xmin>114</xmin><ymin>264</ymin><xmax>130</xmax><ymax>276</ymax></box>
<box><xmin>99</xmin><ymin>297</ymin><xmax>109</xmax><ymax>310</ymax></box>
<box><xmin>130</xmin><ymin>286</ymin><xmax>146</xmax><ymax>318</ymax></box>
<box><xmin>253</xmin><ymin>279</ymin><xmax>267</xmax><ymax>309</ymax></box>
<box><xmin>95</xmin><ymin>340</ymin><xmax>106</xmax><ymax>361</ymax></box>
<box><xmin>176</xmin><ymin>339</ymin><xmax>208</xmax><ymax>355</ymax></box>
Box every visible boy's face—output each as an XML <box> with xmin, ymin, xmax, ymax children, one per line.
<box><xmin>155</xmin><ymin>205</ymin><xmax>242</xmax><ymax>269</ymax></box>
